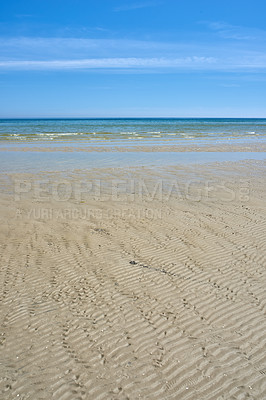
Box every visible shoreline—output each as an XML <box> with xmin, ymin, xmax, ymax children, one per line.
<box><xmin>0</xmin><ymin>141</ymin><xmax>265</xmax><ymax>175</ymax></box>
<box><xmin>1</xmin><ymin>140</ymin><xmax>266</xmax><ymax>153</ymax></box>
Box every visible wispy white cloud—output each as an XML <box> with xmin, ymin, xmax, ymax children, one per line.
<box><xmin>0</xmin><ymin>56</ymin><xmax>216</xmax><ymax>70</ymax></box>
<box><xmin>0</xmin><ymin>37</ymin><xmax>178</xmax><ymax>60</ymax></box>
<box><xmin>1</xmin><ymin>54</ymin><xmax>266</xmax><ymax>71</ymax></box>
<box><xmin>219</xmin><ymin>83</ymin><xmax>240</xmax><ymax>87</ymax></box>
<box><xmin>0</xmin><ymin>34</ymin><xmax>266</xmax><ymax>72</ymax></box>
<box><xmin>114</xmin><ymin>1</ymin><xmax>161</xmax><ymax>12</ymax></box>
<box><xmin>206</xmin><ymin>21</ymin><xmax>266</xmax><ymax>41</ymax></box>
<box><xmin>0</xmin><ymin>37</ymin><xmax>174</xmax><ymax>50</ymax></box>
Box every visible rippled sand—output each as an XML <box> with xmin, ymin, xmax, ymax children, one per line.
<box><xmin>0</xmin><ymin>160</ymin><xmax>266</xmax><ymax>399</ymax></box>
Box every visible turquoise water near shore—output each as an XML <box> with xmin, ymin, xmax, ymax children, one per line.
<box><xmin>1</xmin><ymin>118</ymin><xmax>266</xmax><ymax>142</ymax></box>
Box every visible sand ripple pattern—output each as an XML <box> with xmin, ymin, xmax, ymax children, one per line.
<box><xmin>0</xmin><ymin>182</ymin><xmax>266</xmax><ymax>399</ymax></box>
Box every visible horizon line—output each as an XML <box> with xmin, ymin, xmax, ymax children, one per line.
<box><xmin>0</xmin><ymin>116</ymin><xmax>266</xmax><ymax>119</ymax></box>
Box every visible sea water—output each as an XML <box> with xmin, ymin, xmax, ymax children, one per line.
<box><xmin>1</xmin><ymin>118</ymin><xmax>266</xmax><ymax>143</ymax></box>
<box><xmin>0</xmin><ymin>118</ymin><xmax>265</xmax><ymax>172</ymax></box>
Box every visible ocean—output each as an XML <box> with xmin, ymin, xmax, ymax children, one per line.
<box><xmin>0</xmin><ymin>118</ymin><xmax>265</xmax><ymax>173</ymax></box>
<box><xmin>1</xmin><ymin>118</ymin><xmax>266</xmax><ymax>143</ymax></box>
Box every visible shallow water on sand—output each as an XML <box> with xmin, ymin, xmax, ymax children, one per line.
<box><xmin>0</xmin><ymin>150</ymin><xmax>265</xmax><ymax>173</ymax></box>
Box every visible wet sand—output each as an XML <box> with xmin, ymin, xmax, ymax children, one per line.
<box><xmin>0</xmin><ymin>157</ymin><xmax>266</xmax><ymax>399</ymax></box>
<box><xmin>1</xmin><ymin>140</ymin><xmax>266</xmax><ymax>153</ymax></box>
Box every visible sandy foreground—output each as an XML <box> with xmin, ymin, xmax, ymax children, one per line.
<box><xmin>0</xmin><ymin>160</ymin><xmax>266</xmax><ymax>399</ymax></box>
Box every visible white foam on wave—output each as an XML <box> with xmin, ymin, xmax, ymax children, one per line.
<box><xmin>37</xmin><ymin>132</ymin><xmax>83</xmax><ymax>137</ymax></box>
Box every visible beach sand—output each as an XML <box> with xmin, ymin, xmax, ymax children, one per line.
<box><xmin>0</xmin><ymin>160</ymin><xmax>266</xmax><ymax>399</ymax></box>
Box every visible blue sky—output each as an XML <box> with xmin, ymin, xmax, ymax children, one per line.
<box><xmin>0</xmin><ymin>0</ymin><xmax>266</xmax><ymax>117</ymax></box>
